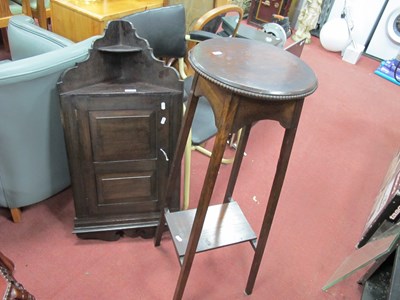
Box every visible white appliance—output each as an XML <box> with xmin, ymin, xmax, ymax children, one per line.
<box><xmin>327</xmin><ymin>0</ymin><xmax>387</xmax><ymax>47</ymax></box>
<box><xmin>366</xmin><ymin>0</ymin><xmax>400</xmax><ymax>60</ymax></box>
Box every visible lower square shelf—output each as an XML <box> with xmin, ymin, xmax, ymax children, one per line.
<box><xmin>165</xmin><ymin>201</ymin><xmax>257</xmax><ymax>261</ymax></box>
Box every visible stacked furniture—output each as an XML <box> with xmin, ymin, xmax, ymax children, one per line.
<box><xmin>13</xmin><ymin>0</ymin><xmax>51</xmax><ymax>29</ymax></box>
<box><xmin>1</xmin><ymin>0</ymin><xmax>51</xmax><ymax>53</ymax></box>
<box><xmin>0</xmin><ymin>0</ymin><xmax>31</xmax><ymax>49</ymax></box>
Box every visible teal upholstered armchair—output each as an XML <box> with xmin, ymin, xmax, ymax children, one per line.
<box><xmin>0</xmin><ymin>15</ymin><xmax>99</xmax><ymax>222</ymax></box>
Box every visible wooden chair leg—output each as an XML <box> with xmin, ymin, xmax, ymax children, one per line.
<box><xmin>183</xmin><ymin>129</ymin><xmax>192</xmax><ymax>210</ymax></box>
<box><xmin>37</xmin><ymin>14</ymin><xmax>47</xmax><ymax>29</ymax></box>
<box><xmin>36</xmin><ymin>0</ymin><xmax>48</xmax><ymax>29</ymax></box>
<box><xmin>192</xmin><ymin>145</ymin><xmax>235</xmax><ymax>164</ymax></box>
<box><xmin>10</xmin><ymin>208</ymin><xmax>22</xmax><ymax>223</ymax></box>
<box><xmin>154</xmin><ymin>74</ymin><xmax>201</xmax><ymax>247</ymax></box>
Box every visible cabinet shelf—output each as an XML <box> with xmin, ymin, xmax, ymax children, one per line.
<box><xmin>62</xmin><ymin>81</ymin><xmax>182</xmax><ymax>96</ymax></box>
<box><xmin>97</xmin><ymin>45</ymin><xmax>143</xmax><ymax>53</ymax></box>
<box><xmin>166</xmin><ymin>201</ymin><xmax>257</xmax><ymax>263</ymax></box>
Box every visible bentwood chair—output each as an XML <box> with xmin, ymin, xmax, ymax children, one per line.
<box><xmin>123</xmin><ymin>4</ymin><xmax>243</xmax><ymax>210</ymax></box>
<box><xmin>184</xmin><ymin>4</ymin><xmax>243</xmax><ymax>159</ymax></box>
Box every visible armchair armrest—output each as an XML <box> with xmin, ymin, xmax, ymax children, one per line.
<box><xmin>0</xmin><ymin>36</ymin><xmax>98</xmax><ymax>85</ymax></box>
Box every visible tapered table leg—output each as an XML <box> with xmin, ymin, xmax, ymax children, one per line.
<box><xmin>173</xmin><ymin>94</ymin><xmax>240</xmax><ymax>299</ymax></box>
<box><xmin>154</xmin><ymin>74</ymin><xmax>200</xmax><ymax>246</ymax></box>
<box><xmin>224</xmin><ymin>124</ymin><xmax>252</xmax><ymax>203</ymax></box>
<box><xmin>245</xmin><ymin>100</ymin><xmax>304</xmax><ymax>295</ymax></box>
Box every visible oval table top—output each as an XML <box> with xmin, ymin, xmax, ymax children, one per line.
<box><xmin>188</xmin><ymin>38</ymin><xmax>318</xmax><ymax>101</ymax></box>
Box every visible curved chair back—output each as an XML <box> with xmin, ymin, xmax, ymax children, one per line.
<box><xmin>192</xmin><ymin>4</ymin><xmax>243</xmax><ymax>35</ymax></box>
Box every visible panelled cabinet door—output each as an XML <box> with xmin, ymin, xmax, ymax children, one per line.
<box><xmin>75</xmin><ymin>96</ymin><xmax>171</xmax><ymax>217</ymax></box>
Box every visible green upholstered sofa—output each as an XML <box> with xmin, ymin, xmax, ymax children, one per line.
<box><xmin>0</xmin><ymin>15</ymin><xmax>99</xmax><ymax>222</ymax></box>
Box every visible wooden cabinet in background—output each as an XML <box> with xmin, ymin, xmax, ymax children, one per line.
<box><xmin>58</xmin><ymin>20</ymin><xmax>182</xmax><ymax>241</ymax></box>
<box><xmin>247</xmin><ymin>0</ymin><xmax>292</xmax><ymax>28</ymax></box>
<box><xmin>51</xmin><ymin>0</ymin><xmax>163</xmax><ymax>42</ymax></box>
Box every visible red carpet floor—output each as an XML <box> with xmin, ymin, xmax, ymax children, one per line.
<box><xmin>1</xmin><ymin>36</ymin><xmax>399</xmax><ymax>299</ymax></box>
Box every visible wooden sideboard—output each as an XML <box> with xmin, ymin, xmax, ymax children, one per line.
<box><xmin>51</xmin><ymin>0</ymin><xmax>163</xmax><ymax>42</ymax></box>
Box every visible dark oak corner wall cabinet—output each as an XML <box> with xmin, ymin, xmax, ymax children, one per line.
<box><xmin>58</xmin><ymin>20</ymin><xmax>183</xmax><ymax>241</ymax></box>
